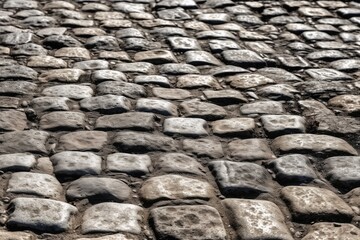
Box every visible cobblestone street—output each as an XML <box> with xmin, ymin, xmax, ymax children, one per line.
<box><xmin>0</xmin><ymin>0</ymin><xmax>360</xmax><ymax>239</ymax></box>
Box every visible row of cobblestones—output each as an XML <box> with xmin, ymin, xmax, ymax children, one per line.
<box><xmin>0</xmin><ymin>0</ymin><xmax>360</xmax><ymax>239</ymax></box>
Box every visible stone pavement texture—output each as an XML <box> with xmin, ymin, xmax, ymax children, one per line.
<box><xmin>0</xmin><ymin>0</ymin><xmax>360</xmax><ymax>239</ymax></box>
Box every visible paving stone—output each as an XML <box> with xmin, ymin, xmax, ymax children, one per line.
<box><xmin>307</xmin><ymin>50</ymin><xmax>348</xmax><ymax>61</ymax></box>
<box><xmin>150</xmin><ymin>205</ymin><xmax>226</xmax><ymax>240</ymax></box>
<box><xmin>113</xmin><ymin>131</ymin><xmax>177</xmax><ymax>153</ymax></box>
<box><xmin>203</xmin><ymin>89</ymin><xmax>247</xmax><ymax>105</ymax></box>
<box><xmin>257</xmin><ymin>67</ymin><xmax>302</xmax><ymax>82</ymax></box>
<box><xmin>198</xmin><ymin>13</ymin><xmax>230</xmax><ymax>24</ymax></box>
<box><xmin>97</xmin><ymin>81</ymin><xmax>146</xmax><ymax>99</ymax></box>
<box><xmin>159</xmin><ymin>63</ymin><xmax>200</xmax><ymax>75</ymax></box>
<box><xmin>158</xmin><ymin>8</ymin><xmax>191</xmax><ymax>20</ymax></box>
<box><xmin>156</xmin><ymin>0</ymin><xmax>197</xmax><ymax>9</ymax></box>
<box><xmin>298</xmin><ymin>81</ymin><xmax>351</xmax><ymax>97</ymax></box>
<box><xmin>305</xmin><ymin>68</ymin><xmax>352</xmax><ymax>81</ymax></box>
<box><xmin>330</xmin><ymin>59</ymin><xmax>360</xmax><ymax>72</ymax></box>
<box><xmin>73</xmin><ymin>28</ymin><xmax>106</xmax><ymax>37</ymax></box>
<box><xmin>177</xmin><ymin>74</ymin><xmax>221</xmax><ymax>89</ymax></box>
<box><xmin>0</xmin><ymin>110</ymin><xmax>27</xmax><ymax>131</ymax></box>
<box><xmin>77</xmin><ymin>233</ymin><xmax>138</xmax><ymax>240</ymax></box>
<box><xmin>40</xmin><ymin>111</ymin><xmax>85</xmax><ymax>130</ymax></box>
<box><xmin>12</xmin><ymin>43</ymin><xmax>48</xmax><ymax>56</ymax></box>
<box><xmin>240</xmin><ymin>101</ymin><xmax>285</xmax><ymax>115</ymax></box>
<box><xmin>257</xmin><ymin>84</ymin><xmax>299</xmax><ymax>100</ymax></box>
<box><xmin>0</xmin><ymin>81</ymin><xmax>37</xmax><ymax>96</ymax></box>
<box><xmin>223</xmin><ymin>199</ymin><xmax>293</xmax><ymax>240</ymax></box>
<box><xmin>302</xmin><ymin>222</ymin><xmax>360</xmax><ymax>240</ymax></box>
<box><xmin>210</xmin><ymin>160</ymin><xmax>272</xmax><ymax>197</ymax></box>
<box><xmin>167</xmin><ymin>37</ymin><xmax>201</xmax><ymax>51</ymax></box>
<box><xmin>82</xmin><ymin>203</ymin><xmax>143</xmax><ymax>234</ymax></box>
<box><xmin>164</xmin><ymin>117</ymin><xmax>208</xmax><ymax>137</ymax></box>
<box><xmin>39</xmin><ymin>69</ymin><xmax>85</xmax><ymax>83</ymax></box>
<box><xmin>7</xmin><ymin>197</ymin><xmax>77</xmax><ymax>233</ymax></box>
<box><xmin>183</xmin><ymin>138</ymin><xmax>224</xmax><ymax>158</ymax></box>
<box><xmin>7</xmin><ymin>172</ymin><xmax>62</xmax><ymax>199</ymax></box>
<box><xmin>0</xmin><ymin>96</ymin><xmax>19</xmax><ymax>108</ymax></box>
<box><xmin>153</xmin><ymin>87</ymin><xmax>192</xmax><ymax>100</ymax></box>
<box><xmin>180</xmin><ymin>100</ymin><xmax>226</xmax><ymax>120</ymax></box>
<box><xmin>95</xmin><ymin>112</ymin><xmax>155</xmax><ymax>131</ymax></box>
<box><xmin>106</xmin><ymin>153</ymin><xmax>152</xmax><ymax>176</ymax></box>
<box><xmin>281</xmin><ymin>186</ymin><xmax>354</xmax><ymax>223</ymax></box>
<box><xmin>134</xmin><ymin>50</ymin><xmax>177</xmax><ymax>64</ymax></box>
<box><xmin>0</xmin><ymin>153</ymin><xmax>36</xmax><ymax>172</ymax></box>
<box><xmin>31</xmin><ymin>97</ymin><xmax>70</xmax><ymax>112</ymax></box>
<box><xmin>136</xmin><ymin>98</ymin><xmax>178</xmax><ymax>116</ymax></box>
<box><xmin>261</xmin><ymin>115</ymin><xmax>306</xmax><ymax>137</ymax></box>
<box><xmin>277</xmin><ymin>55</ymin><xmax>310</xmax><ymax>69</ymax></box>
<box><xmin>316</xmin><ymin>115</ymin><xmax>360</xmax><ymax>136</ymax></box>
<box><xmin>155</xmin><ymin>153</ymin><xmax>205</xmax><ymax>175</ymax></box>
<box><xmin>43</xmin><ymin>35</ymin><xmax>82</xmax><ymax>49</ymax></box>
<box><xmin>3</xmin><ymin>0</ymin><xmax>38</xmax><ymax>9</ymax></box>
<box><xmin>0</xmin><ymin>230</ymin><xmax>35</xmax><ymax>240</ymax></box>
<box><xmin>0</xmin><ymin>32</ymin><xmax>32</xmax><ymax>46</ymax></box>
<box><xmin>51</xmin><ymin>151</ymin><xmax>102</xmax><ymax>177</ymax></box>
<box><xmin>134</xmin><ymin>75</ymin><xmax>170</xmax><ymax>87</ymax></box>
<box><xmin>42</xmin><ymin>85</ymin><xmax>93</xmax><ymax>100</ymax></box>
<box><xmin>54</xmin><ymin>47</ymin><xmax>91</xmax><ymax>60</ymax></box>
<box><xmin>115</xmin><ymin>62</ymin><xmax>155</xmax><ymax>74</ymax></box>
<box><xmin>0</xmin><ymin>130</ymin><xmax>49</xmax><ymax>154</ymax></box>
<box><xmin>0</xmin><ymin>65</ymin><xmax>38</xmax><ymax>80</ymax></box>
<box><xmin>80</xmin><ymin>95</ymin><xmax>131</xmax><ymax>113</ymax></box>
<box><xmin>328</xmin><ymin>95</ymin><xmax>360</xmax><ymax>116</ymax></box>
<box><xmin>140</xmin><ymin>174</ymin><xmax>213</xmax><ymax>203</ymax></box>
<box><xmin>66</xmin><ymin>177</ymin><xmax>131</xmax><ymax>202</ymax></box>
<box><xmin>227</xmin><ymin>73</ymin><xmax>275</xmax><ymax>89</ymax></box>
<box><xmin>58</xmin><ymin>131</ymin><xmax>108</xmax><ymax>151</ymax></box>
<box><xmin>74</xmin><ymin>60</ymin><xmax>109</xmax><ymax>70</ymax></box>
<box><xmin>298</xmin><ymin>7</ymin><xmax>333</xmax><ymax>17</ymax></box>
<box><xmin>222</xmin><ymin>50</ymin><xmax>266</xmax><ymax>67</ymax></box>
<box><xmin>212</xmin><ymin>118</ymin><xmax>255</xmax><ymax>138</ymax></box>
<box><xmin>185</xmin><ymin>50</ymin><xmax>222</xmax><ymax>66</ymax></box>
<box><xmin>346</xmin><ymin>187</ymin><xmax>360</xmax><ymax>215</ymax></box>
<box><xmin>267</xmin><ymin>154</ymin><xmax>317</xmax><ymax>184</ymax></box>
<box><xmin>209</xmin><ymin>39</ymin><xmax>240</xmax><ymax>53</ymax></box>
<box><xmin>228</xmin><ymin>138</ymin><xmax>275</xmax><ymax>161</ymax></box>
<box><xmin>302</xmin><ymin>31</ymin><xmax>334</xmax><ymax>41</ymax></box>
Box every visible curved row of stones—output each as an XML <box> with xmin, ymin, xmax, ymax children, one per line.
<box><xmin>1</xmin><ymin>0</ymin><xmax>360</xmax><ymax>239</ymax></box>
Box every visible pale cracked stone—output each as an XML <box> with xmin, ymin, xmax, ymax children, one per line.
<box><xmin>40</xmin><ymin>111</ymin><xmax>85</xmax><ymax>130</ymax></box>
<box><xmin>7</xmin><ymin>172</ymin><xmax>62</xmax><ymax>199</ymax></box>
<box><xmin>222</xmin><ymin>49</ymin><xmax>266</xmax><ymax>67</ymax></box>
<box><xmin>227</xmin><ymin>73</ymin><xmax>275</xmax><ymax>89</ymax></box>
<box><xmin>164</xmin><ymin>117</ymin><xmax>208</xmax><ymax>137</ymax></box>
<box><xmin>136</xmin><ymin>98</ymin><xmax>178</xmax><ymax>116</ymax></box>
<box><xmin>281</xmin><ymin>186</ymin><xmax>354</xmax><ymax>223</ymax></box>
<box><xmin>155</xmin><ymin>153</ymin><xmax>205</xmax><ymax>175</ymax></box>
<box><xmin>0</xmin><ymin>130</ymin><xmax>49</xmax><ymax>154</ymax></box>
<box><xmin>209</xmin><ymin>161</ymin><xmax>272</xmax><ymax>197</ymax></box>
<box><xmin>134</xmin><ymin>75</ymin><xmax>170</xmax><ymax>87</ymax></box>
<box><xmin>240</xmin><ymin>101</ymin><xmax>285</xmax><ymax>115</ymax></box>
<box><xmin>272</xmin><ymin>134</ymin><xmax>358</xmax><ymax>157</ymax></box>
<box><xmin>324</xmin><ymin>156</ymin><xmax>360</xmax><ymax>192</ymax></box>
<box><xmin>328</xmin><ymin>95</ymin><xmax>360</xmax><ymax>116</ymax></box>
<box><xmin>302</xmin><ymin>222</ymin><xmax>360</xmax><ymax>240</ymax></box>
<box><xmin>180</xmin><ymin>100</ymin><xmax>227</xmax><ymax>120</ymax></box>
<box><xmin>82</xmin><ymin>203</ymin><xmax>143</xmax><ymax>234</ymax></box>
<box><xmin>140</xmin><ymin>174</ymin><xmax>213</xmax><ymax>203</ymax></box>
<box><xmin>151</xmin><ymin>205</ymin><xmax>226</xmax><ymax>240</ymax></box>
<box><xmin>0</xmin><ymin>65</ymin><xmax>38</xmax><ymax>80</ymax></box>
<box><xmin>106</xmin><ymin>153</ymin><xmax>152</xmax><ymax>176</ymax></box>
<box><xmin>261</xmin><ymin>115</ymin><xmax>306</xmax><ymax>137</ymax></box>
<box><xmin>39</xmin><ymin>69</ymin><xmax>85</xmax><ymax>83</ymax></box>
<box><xmin>223</xmin><ymin>199</ymin><xmax>293</xmax><ymax>240</ymax></box>
<box><xmin>97</xmin><ymin>81</ymin><xmax>146</xmax><ymax>99</ymax></box>
<box><xmin>153</xmin><ymin>87</ymin><xmax>192</xmax><ymax>100</ymax></box>
<box><xmin>0</xmin><ymin>110</ymin><xmax>27</xmax><ymax>131</ymax></box>
<box><xmin>0</xmin><ymin>32</ymin><xmax>32</xmax><ymax>46</ymax></box>
<box><xmin>27</xmin><ymin>55</ymin><xmax>67</xmax><ymax>68</ymax></box>
<box><xmin>183</xmin><ymin>138</ymin><xmax>224</xmax><ymax>158</ymax></box>
<box><xmin>31</xmin><ymin>97</ymin><xmax>70</xmax><ymax>112</ymax></box>
<box><xmin>167</xmin><ymin>36</ymin><xmax>201</xmax><ymax>51</ymax></box>
<box><xmin>0</xmin><ymin>230</ymin><xmax>35</xmax><ymax>240</ymax></box>
<box><xmin>212</xmin><ymin>118</ymin><xmax>255</xmax><ymax>137</ymax></box>
<box><xmin>58</xmin><ymin>131</ymin><xmax>108</xmax><ymax>151</ymax></box>
<box><xmin>0</xmin><ymin>153</ymin><xmax>36</xmax><ymax>172</ymax></box>
<box><xmin>267</xmin><ymin>154</ymin><xmax>317</xmax><ymax>184</ymax></box>
<box><xmin>7</xmin><ymin>197</ymin><xmax>78</xmax><ymax>233</ymax></box>
<box><xmin>95</xmin><ymin>112</ymin><xmax>155</xmax><ymax>131</ymax></box>
<box><xmin>305</xmin><ymin>68</ymin><xmax>352</xmax><ymax>81</ymax></box>
<box><xmin>115</xmin><ymin>62</ymin><xmax>155</xmax><ymax>75</ymax></box>
<box><xmin>51</xmin><ymin>151</ymin><xmax>102</xmax><ymax>177</ymax></box>
<box><xmin>177</xmin><ymin>74</ymin><xmax>221</xmax><ymax>89</ymax></box>
<box><xmin>113</xmin><ymin>131</ymin><xmax>177</xmax><ymax>153</ymax></box>
<box><xmin>228</xmin><ymin>139</ymin><xmax>275</xmax><ymax>161</ymax></box>
<box><xmin>80</xmin><ymin>95</ymin><xmax>131</xmax><ymax>113</ymax></box>
<box><xmin>54</xmin><ymin>47</ymin><xmax>91</xmax><ymax>60</ymax></box>
<box><xmin>77</xmin><ymin>233</ymin><xmax>138</xmax><ymax>240</ymax></box>
<box><xmin>42</xmin><ymin>85</ymin><xmax>94</xmax><ymax>100</ymax></box>
<box><xmin>134</xmin><ymin>50</ymin><xmax>177</xmax><ymax>64</ymax></box>
<box><xmin>66</xmin><ymin>177</ymin><xmax>131</xmax><ymax>202</ymax></box>
<box><xmin>185</xmin><ymin>50</ymin><xmax>222</xmax><ymax>66</ymax></box>
<box><xmin>92</xmin><ymin>70</ymin><xmax>127</xmax><ymax>83</ymax></box>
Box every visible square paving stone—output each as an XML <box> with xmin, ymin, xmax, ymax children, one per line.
<box><xmin>0</xmin><ymin>110</ymin><xmax>27</xmax><ymax>131</ymax></box>
<box><xmin>163</xmin><ymin>117</ymin><xmax>208</xmax><ymax>137</ymax></box>
<box><xmin>260</xmin><ymin>115</ymin><xmax>306</xmax><ymax>137</ymax></box>
<box><xmin>7</xmin><ymin>172</ymin><xmax>63</xmax><ymax>199</ymax></box>
<box><xmin>324</xmin><ymin>156</ymin><xmax>360</xmax><ymax>192</ymax></box>
<box><xmin>168</xmin><ymin>37</ymin><xmax>201</xmax><ymax>51</ymax></box>
<box><xmin>155</xmin><ymin>153</ymin><xmax>205</xmax><ymax>175</ymax></box>
<box><xmin>267</xmin><ymin>154</ymin><xmax>317</xmax><ymax>184</ymax></box>
<box><xmin>227</xmin><ymin>73</ymin><xmax>275</xmax><ymax>89</ymax></box>
<box><xmin>240</xmin><ymin>101</ymin><xmax>285</xmax><ymax>115</ymax></box>
<box><xmin>95</xmin><ymin>112</ymin><xmax>155</xmax><ymax>131</ymax></box>
<box><xmin>183</xmin><ymin>138</ymin><xmax>224</xmax><ymax>158</ymax></box>
<box><xmin>203</xmin><ymin>89</ymin><xmax>247</xmax><ymax>105</ymax></box>
<box><xmin>42</xmin><ymin>85</ymin><xmax>94</xmax><ymax>100</ymax></box>
<box><xmin>228</xmin><ymin>139</ymin><xmax>275</xmax><ymax>161</ymax></box>
<box><xmin>39</xmin><ymin>111</ymin><xmax>85</xmax><ymax>131</ymax></box>
<box><xmin>134</xmin><ymin>50</ymin><xmax>177</xmax><ymax>64</ymax></box>
<box><xmin>136</xmin><ymin>98</ymin><xmax>178</xmax><ymax>116</ymax></box>
<box><xmin>177</xmin><ymin>74</ymin><xmax>221</xmax><ymax>89</ymax></box>
<box><xmin>82</xmin><ymin>203</ymin><xmax>144</xmax><ymax>234</ymax></box>
<box><xmin>57</xmin><ymin>131</ymin><xmax>108</xmax><ymax>151</ymax></box>
<box><xmin>150</xmin><ymin>205</ymin><xmax>226</xmax><ymax>240</ymax></box>
<box><xmin>209</xmin><ymin>160</ymin><xmax>272</xmax><ymax>197</ymax></box>
<box><xmin>7</xmin><ymin>197</ymin><xmax>78</xmax><ymax>233</ymax></box>
<box><xmin>302</xmin><ymin>222</ymin><xmax>360</xmax><ymax>240</ymax></box>
<box><xmin>0</xmin><ymin>153</ymin><xmax>36</xmax><ymax>172</ymax></box>
<box><xmin>223</xmin><ymin>199</ymin><xmax>293</xmax><ymax>240</ymax></box>
<box><xmin>222</xmin><ymin>49</ymin><xmax>266</xmax><ymax>67</ymax></box>
<box><xmin>180</xmin><ymin>100</ymin><xmax>227</xmax><ymax>121</ymax></box>
<box><xmin>80</xmin><ymin>95</ymin><xmax>131</xmax><ymax>113</ymax></box>
<box><xmin>107</xmin><ymin>152</ymin><xmax>152</xmax><ymax>176</ymax></box>
<box><xmin>51</xmin><ymin>151</ymin><xmax>102</xmax><ymax>177</ymax></box>
<box><xmin>328</xmin><ymin>94</ymin><xmax>360</xmax><ymax>116</ymax></box>
<box><xmin>212</xmin><ymin>118</ymin><xmax>255</xmax><ymax>137</ymax></box>
<box><xmin>31</xmin><ymin>97</ymin><xmax>70</xmax><ymax>112</ymax></box>
<box><xmin>140</xmin><ymin>174</ymin><xmax>214</xmax><ymax>203</ymax></box>
<box><xmin>281</xmin><ymin>186</ymin><xmax>354</xmax><ymax>223</ymax></box>
<box><xmin>97</xmin><ymin>81</ymin><xmax>147</xmax><ymax>99</ymax></box>
<box><xmin>0</xmin><ymin>130</ymin><xmax>49</xmax><ymax>154</ymax></box>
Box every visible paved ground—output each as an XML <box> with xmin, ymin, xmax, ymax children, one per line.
<box><xmin>0</xmin><ymin>0</ymin><xmax>360</xmax><ymax>239</ymax></box>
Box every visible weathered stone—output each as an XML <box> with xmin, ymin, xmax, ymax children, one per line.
<box><xmin>180</xmin><ymin>100</ymin><xmax>226</xmax><ymax>120</ymax></box>
<box><xmin>7</xmin><ymin>197</ymin><xmax>77</xmax><ymax>233</ymax></box>
<box><xmin>140</xmin><ymin>174</ymin><xmax>213</xmax><ymax>203</ymax></box>
<box><xmin>203</xmin><ymin>89</ymin><xmax>247</xmax><ymax>105</ymax></box>
<box><xmin>223</xmin><ymin>199</ymin><xmax>293</xmax><ymax>240</ymax></box>
<box><xmin>261</xmin><ymin>115</ymin><xmax>306</xmax><ymax>137</ymax></box>
<box><xmin>222</xmin><ymin>50</ymin><xmax>266</xmax><ymax>67</ymax></box>
<box><xmin>74</xmin><ymin>60</ymin><xmax>109</xmax><ymax>70</ymax></box>
<box><xmin>54</xmin><ymin>47</ymin><xmax>91</xmax><ymax>60</ymax></box>
<box><xmin>66</xmin><ymin>177</ymin><xmax>131</xmax><ymax>202</ymax></box>
<box><xmin>95</xmin><ymin>112</ymin><xmax>154</xmax><ymax>131</ymax></box>
<box><xmin>183</xmin><ymin>138</ymin><xmax>224</xmax><ymax>158</ymax></box>
<box><xmin>134</xmin><ymin>75</ymin><xmax>170</xmax><ymax>87</ymax></box>
<box><xmin>42</xmin><ymin>85</ymin><xmax>93</xmax><ymax>100</ymax></box>
<box><xmin>0</xmin><ymin>230</ymin><xmax>35</xmax><ymax>240</ymax></box>
<box><xmin>167</xmin><ymin>37</ymin><xmax>201</xmax><ymax>51</ymax></box>
<box><xmin>153</xmin><ymin>87</ymin><xmax>192</xmax><ymax>100</ymax></box>
<box><xmin>257</xmin><ymin>84</ymin><xmax>299</xmax><ymax>100</ymax></box>
<box><xmin>82</xmin><ymin>203</ymin><xmax>143</xmax><ymax>234</ymax></box>
<box><xmin>0</xmin><ymin>81</ymin><xmax>37</xmax><ymax>95</ymax></box>
<box><xmin>0</xmin><ymin>153</ymin><xmax>36</xmax><ymax>172</ymax></box>
<box><xmin>272</xmin><ymin>134</ymin><xmax>358</xmax><ymax>156</ymax></box>
<box><xmin>0</xmin><ymin>110</ymin><xmax>27</xmax><ymax>131</ymax></box>
<box><xmin>185</xmin><ymin>50</ymin><xmax>222</xmax><ymax>66</ymax></box>
<box><xmin>164</xmin><ymin>117</ymin><xmax>208</xmax><ymax>137</ymax></box>
<box><xmin>0</xmin><ymin>130</ymin><xmax>48</xmax><ymax>154</ymax></box>
<box><xmin>0</xmin><ymin>65</ymin><xmax>37</xmax><ymax>80</ymax></box>
<box><xmin>227</xmin><ymin>73</ymin><xmax>275</xmax><ymax>89</ymax></box>
<box><xmin>155</xmin><ymin>153</ymin><xmax>205</xmax><ymax>175</ymax></box>
<box><xmin>7</xmin><ymin>172</ymin><xmax>62</xmax><ymax>199</ymax></box>
<box><xmin>40</xmin><ymin>111</ymin><xmax>85</xmax><ymax>130</ymax></box>
<box><xmin>31</xmin><ymin>97</ymin><xmax>70</xmax><ymax>112</ymax></box>
<box><xmin>228</xmin><ymin>139</ymin><xmax>275</xmax><ymax>161</ymax></box>
<box><xmin>39</xmin><ymin>69</ymin><xmax>84</xmax><ymax>83</ymax></box>
<box><xmin>92</xmin><ymin>70</ymin><xmax>127</xmax><ymax>83</ymax></box>
<box><xmin>302</xmin><ymin>222</ymin><xmax>360</xmax><ymax>240</ymax></box>
<box><xmin>3</xmin><ymin>0</ymin><xmax>38</xmax><ymax>9</ymax></box>
<box><xmin>212</xmin><ymin>118</ymin><xmax>255</xmax><ymax>137</ymax></box>
<box><xmin>58</xmin><ymin>131</ymin><xmax>108</xmax><ymax>151</ymax></box>
<box><xmin>106</xmin><ymin>153</ymin><xmax>152</xmax><ymax>176</ymax></box>
<box><xmin>316</xmin><ymin>115</ymin><xmax>360</xmax><ymax>136</ymax></box>
<box><xmin>281</xmin><ymin>186</ymin><xmax>354</xmax><ymax>222</ymax></box>
<box><xmin>0</xmin><ymin>32</ymin><xmax>32</xmax><ymax>46</ymax></box>
<box><xmin>151</xmin><ymin>205</ymin><xmax>226</xmax><ymax>240</ymax></box>
<box><xmin>97</xmin><ymin>81</ymin><xmax>146</xmax><ymax>99</ymax></box>
<box><xmin>160</xmin><ymin>63</ymin><xmax>199</xmax><ymax>75</ymax></box>
<box><xmin>43</xmin><ymin>35</ymin><xmax>82</xmax><ymax>48</ymax></box>
<box><xmin>240</xmin><ymin>101</ymin><xmax>285</xmax><ymax>115</ymax></box>
<box><xmin>277</xmin><ymin>55</ymin><xmax>310</xmax><ymax>69</ymax></box>
<box><xmin>306</xmin><ymin>68</ymin><xmax>352</xmax><ymax>81</ymax></box>
<box><xmin>196</xmin><ymin>30</ymin><xmax>236</xmax><ymax>40</ymax></box>
<box><xmin>307</xmin><ymin>50</ymin><xmax>348</xmax><ymax>61</ymax></box>
<box><xmin>77</xmin><ymin>233</ymin><xmax>137</xmax><ymax>240</ymax></box>
<box><xmin>134</xmin><ymin>50</ymin><xmax>177</xmax><ymax>64</ymax></box>
<box><xmin>136</xmin><ymin>98</ymin><xmax>178</xmax><ymax>116</ymax></box>
<box><xmin>328</xmin><ymin>95</ymin><xmax>360</xmax><ymax>116</ymax></box>
<box><xmin>177</xmin><ymin>75</ymin><xmax>221</xmax><ymax>89</ymax></box>
<box><xmin>80</xmin><ymin>95</ymin><xmax>131</xmax><ymax>114</ymax></box>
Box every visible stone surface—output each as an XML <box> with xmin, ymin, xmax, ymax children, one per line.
<box><xmin>58</xmin><ymin>131</ymin><xmax>108</xmax><ymax>151</ymax></box>
<box><xmin>42</xmin><ymin>85</ymin><xmax>94</xmax><ymax>100</ymax></box>
<box><xmin>80</xmin><ymin>95</ymin><xmax>131</xmax><ymax>113</ymax></box>
<box><xmin>261</xmin><ymin>115</ymin><xmax>306</xmax><ymax>137</ymax></box>
<box><xmin>0</xmin><ymin>130</ymin><xmax>49</xmax><ymax>154</ymax></box>
<box><xmin>212</xmin><ymin>118</ymin><xmax>255</xmax><ymax>137</ymax></box>
<box><xmin>163</xmin><ymin>117</ymin><xmax>208</xmax><ymax>137</ymax></box>
<box><xmin>0</xmin><ymin>110</ymin><xmax>27</xmax><ymax>131</ymax></box>
<box><xmin>302</xmin><ymin>222</ymin><xmax>360</xmax><ymax>240</ymax></box>
<box><xmin>40</xmin><ymin>111</ymin><xmax>85</xmax><ymax>130</ymax></box>
<box><xmin>136</xmin><ymin>98</ymin><xmax>178</xmax><ymax>116</ymax></box>
<box><xmin>180</xmin><ymin>100</ymin><xmax>227</xmax><ymax>120</ymax></box>
<box><xmin>155</xmin><ymin>153</ymin><xmax>205</xmax><ymax>175</ymax></box>
<box><xmin>95</xmin><ymin>112</ymin><xmax>155</xmax><ymax>131</ymax></box>
<box><xmin>107</xmin><ymin>153</ymin><xmax>152</xmax><ymax>176</ymax></box>
<box><xmin>0</xmin><ymin>153</ymin><xmax>36</xmax><ymax>172</ymax></box>
<box><xmin>228</xmin><ymin>139</ymin><xmax>275</xmax><ymax>161</ymax></box>
<box><xmin>183</xmin><ymin>138</ymin><xmax>224</xmax><ymax>158</ymax></box>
